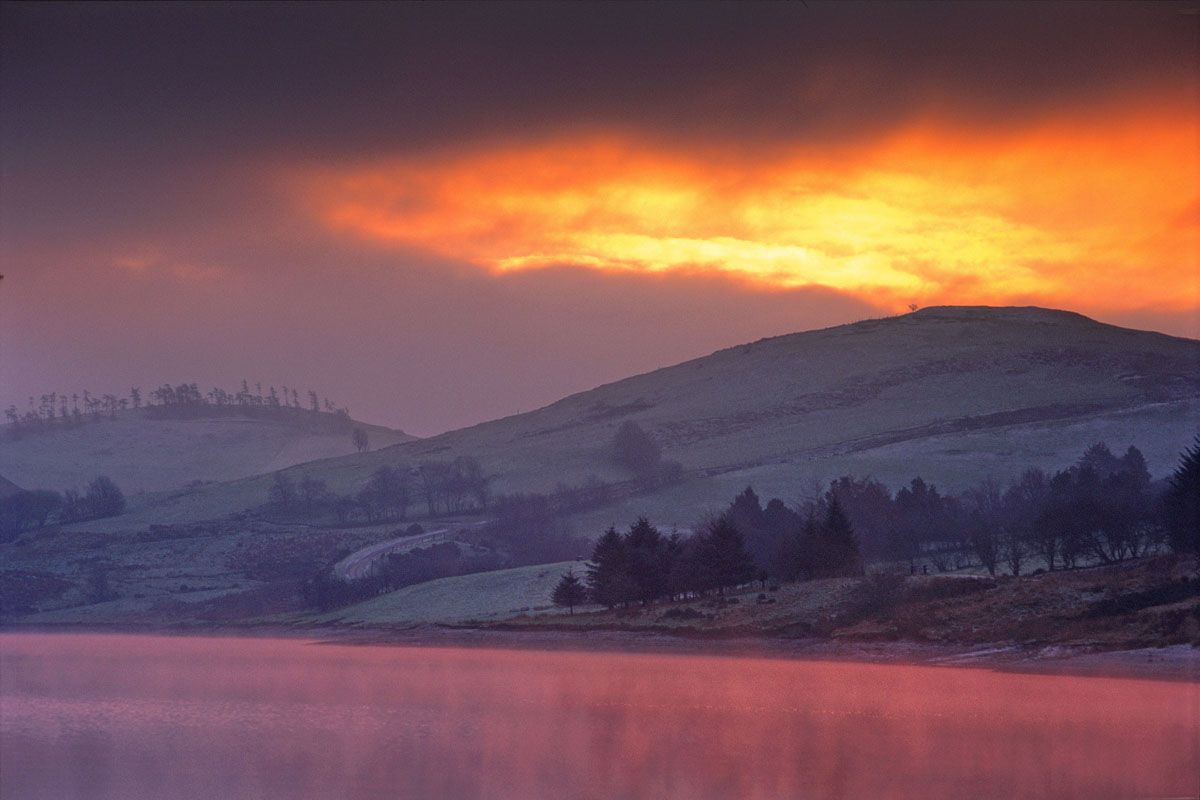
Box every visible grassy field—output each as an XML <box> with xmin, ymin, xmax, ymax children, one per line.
<box><xmin>312</xmin><ymin>560</ymin><xmax>584</xmax><ymax>625</ymax></box>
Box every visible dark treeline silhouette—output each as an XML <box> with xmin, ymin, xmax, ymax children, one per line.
<box><xmin>418</xmin><ymin>458</ymin><xmax>489</xmax><ymax>516</ymax></box>
<box><xmin>270</xmin><ymin>457</ymin><xmax>493</xmax><ymax>526</ymax></box>
<box><xmin>274</xmin><ymin>460</ymin><xmax>620</xmax><ymax>531</ymax></box>
<box><xmin>726</xmin><ymin>486</ymin><xmax>865</xmax><ymax>583</ymax></box>
<box><xmin>584</xmin><ymin>515</ymin><xmax>757</xmax><ymax>607</ymax></box>
<box><xmin>746</xmin><ymin>441</ymin><xmax>1179</xmax><ymax>580</ymax></box>
<box><xmin>895</xmin><ymin>442</ymin><xmax>1164</xmax><ymax>575</ymax></box>
<box><xmin>306</xmin><ymin>438</ymin><xmax>1196</xmax><ymax>612</ymax></box>
<box><xmin>1165</xmin><ymin>436</ymin><xmax>1200</xmax><ymax>554</ymax></box>
<box><xmin>475</xmin><ymin>492</ymin><xmax>590</xmax><ymax>565</ymax></box>
<box><xmin>572</xmin><ymin>438</ymin><xmax>1195</xmax><ymax>611</ymax></box>
<box><xmin>4</xmin><ymin>380</ymin><xmax>356</xmax><ymax>439</ymax></box>
<box><xmin>0</xmin><ymin>476</ymin><xmax>125</xmax><ymax>541</ymax></box>
<box><xmin>584</xmin><ymin>488</ymin><xmax>864</xmax><ymax>608</ymax></box>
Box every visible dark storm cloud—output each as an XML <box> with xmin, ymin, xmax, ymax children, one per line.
<box><xmin>4</xmin><ymin>1</ymin><xmax>1193</xmax><ymax>162</ymax></box>
<box><xmin>4</xmin><ymin>1</ymin><xmax>1192</xmax><ymax>248</ymax></box>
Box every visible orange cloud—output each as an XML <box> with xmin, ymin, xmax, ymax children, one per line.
<box><xmin>295</xmin><ymin>99</ymin><xmax>1197</xmax><ymax>313</ymax></box>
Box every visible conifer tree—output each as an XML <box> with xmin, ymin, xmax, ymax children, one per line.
<box><xmin>552</xmin><ymin>570</ymin><xmax>587</xmax><ymax>614</ymax></box>
<box><xmin>1166</xmin><ymin>436</ymin><xmax>1200</xmax><ymax>554</ymax></box>
<box><xmin>625</xmin><ymin>516</ymin><xmax>668</xmax><ymax>604</ymax></box>
<box><xmin>586</xmin><ymin>527</ymin><xmax>630</xmax><ymax>607</ymax></box>
<box><xmin>698</xmin><ymin>516</ymin><xmax>757</xmax><ymax>592</ymax></box>
<box><xmin>819</xmin><ymin>495</ymin><xmax>862</xmax><ymax>576</ymax></box>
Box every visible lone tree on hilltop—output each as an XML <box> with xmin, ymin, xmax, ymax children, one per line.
<box><xmin>552</xmin><ymin>570</ymin><xmax>587</xmax><ymax>614</ymax></box>
<box><xmin>352</xmin><ymin>427</ymin><xmax>369</xmax><ymax>453</ymax></box>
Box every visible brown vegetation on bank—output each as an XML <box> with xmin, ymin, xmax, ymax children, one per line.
<box><xmin>483</xmin><ymin>555</ymin><xmax>1200</xmax><ymax>655</ymax></box>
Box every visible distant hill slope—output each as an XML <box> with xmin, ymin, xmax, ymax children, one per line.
<box><xmin>0</xmin><ymin>411</ymin><xmax>414</xmax><ymax>494</ymax></box>
<box><xmin>0</xmin><ymin>474</ymin><xmax>22</xmax><ymax>498</ymax></box>
<box><xmin>77</xmin><ymin>307</ymin><xmax>1200</xmax><ymax>530</ymax></box>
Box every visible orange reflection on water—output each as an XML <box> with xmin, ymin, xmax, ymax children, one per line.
<box><xmin>1</xmin><ymin>633</ymin><xmax>1197</xmax><ymax>799</ymax></box>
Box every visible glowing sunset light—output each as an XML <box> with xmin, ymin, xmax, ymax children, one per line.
<box><xmin>5</xmin><ymin>2</ymin><xmax>1197</xmax><ymax>432</ymax></box>
<box><xmin>305</xmin><ymin>104</ymin><xmax>1196</xmax><ymax>312</ymax></box>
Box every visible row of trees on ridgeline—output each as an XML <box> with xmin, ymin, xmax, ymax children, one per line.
<box><xmin>4</xmin><ymin>381</ymin><xmax>354</xmax><ymax>438</ymax></box>
<box><xmin>0</xmin><ymin>476</ymin><xmax>125</xmax><ymax>541</ymax></box>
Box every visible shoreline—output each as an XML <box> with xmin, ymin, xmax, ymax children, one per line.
<box><xmin>4</xmin><ymin>620</ymin><xmax>1196</xmax><ymax>683</ymax></box>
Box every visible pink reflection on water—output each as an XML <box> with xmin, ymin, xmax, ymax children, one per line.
<box><xmin>2</xmin><ymin>633</ymin><xmax>1197</xmax><ymax>800</ymax></box>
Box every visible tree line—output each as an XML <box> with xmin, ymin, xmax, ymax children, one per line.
<box><xmin>722</xmin><ymin>441</ymin><xmax>1191</xmax><ymax>581</ymax></box>
<box><xmin>554</xmin><ymin>438</ymin><xmax>1199</xmax><ymax>611</ymax></box>
<box><xmin>272</xmin><ymin>459</ymin><xmax>621</xmax><ymax>528</ymax></box>
<box><xmin>560</xmin><ymin>485</ymin><xmax>864</xmax><ymax>611</ymax></box>
<box><xmin>268</xmin><ymin>457</ymin><xmax>492</xmax><ymax>524</ymax></box>
<box><xmin>814</xmin><ymin>441</ymin><xmax>1186</xmax><ymax>576</ymax></box>
<box><xmin>0</xmin><ymin>476</ymin><xmax>126</xmax><ymax>541</ymax></box>
<box><xmin>298</xmin><ymin>436</ymin><xmax>1197</xmax><ymax>613</ymax></box>
<box><xmin>4</xmin><ymin>380</ymin><xmax>355</xmax><ymax>438</ymax></box>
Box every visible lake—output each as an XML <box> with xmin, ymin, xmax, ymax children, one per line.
<box><xmin>1</xmin><ymin>633</ymin><xmax>1196</xmax><ymax>799</ymax></box>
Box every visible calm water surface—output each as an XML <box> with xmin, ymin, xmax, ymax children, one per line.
<box><xmin>1</xmin><ymin>633</ymin><xmax>1197</xmax><ymax>799</ymax></box>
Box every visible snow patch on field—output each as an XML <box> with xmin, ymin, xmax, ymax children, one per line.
<box><xmin>327</xmin><ymin>561</ymin><xmax>584</xmax><ymax>624</ymax></box>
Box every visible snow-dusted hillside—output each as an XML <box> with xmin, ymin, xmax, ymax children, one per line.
<box><xmin>62</xmin><ymin>307</ymin><xmax>1200</xmax><ymax>531</ymax></box>
<box><xmin>0</xmin><ymin>412</ymin><xmax>413</xmax><ymax>494</ymax></box>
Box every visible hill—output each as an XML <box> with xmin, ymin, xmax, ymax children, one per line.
<box><xmin>82</xmin><ymin>306</ymin><xmax>1199</xmax><ymax>532</ymax></box>
<box><xmin>0</xmin><ymin>410</ymin><xmax>413</xmax><ymax>494</ymax></box>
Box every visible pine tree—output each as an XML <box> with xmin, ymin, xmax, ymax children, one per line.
<box><xmin>1166</xmin><ymin>436</ymin><xmax>1200</xmax><ymax>554</ymax></box>
<box><xmin>552</xmin><ymin>570</ymin><xmax>587</xmax><ymax>614</ymax></box>
<box><xmin>727</xmin><ymin>486</ymin><xmax>764</xmax><ymax>530</ymax></box>
<box><xmin>819</xmin><ymin>495</ymin><xmax>862</xmax><ymax>576</ymax></box>
<box><xmin>586</xmin><ymin>527</ymin><xmax>630</xmax><ymax>607</ymax></box>
<box><xmin>625</xmin><ymin>517</ymin><xmax>668</xmax><ymax>604</ymax></box>
<box><xmin>698</xmin><ymin>516</ymin><xmax>757</xmax><ymax>592</ymax></box>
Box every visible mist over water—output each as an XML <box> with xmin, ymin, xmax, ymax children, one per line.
<box><xmin>2</xmin><ymin>633</ymin><xmax>1196</xmax><ymax>799</ymax></box>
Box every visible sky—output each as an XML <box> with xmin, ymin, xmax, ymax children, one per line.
<box><xmin>2</xmin><ymin>2</ymin><xmax>1197</xmax><ymax>436</ymax></box>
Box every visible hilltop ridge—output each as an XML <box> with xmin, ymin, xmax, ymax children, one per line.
<box><xmin>65</xmin><ymin>305</ymin><xmax>1198</xmax><ymax>532</ymax></box>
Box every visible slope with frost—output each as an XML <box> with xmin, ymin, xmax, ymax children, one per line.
<box><xmin>0</xmin><ymin>412</ymin><xmax>413</xmax><ymax>494</ymax></box>
<box><xmin>72</xmin><ymin>307</ymin><xmax>1200</xmax><ymax>531</ymax></box>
